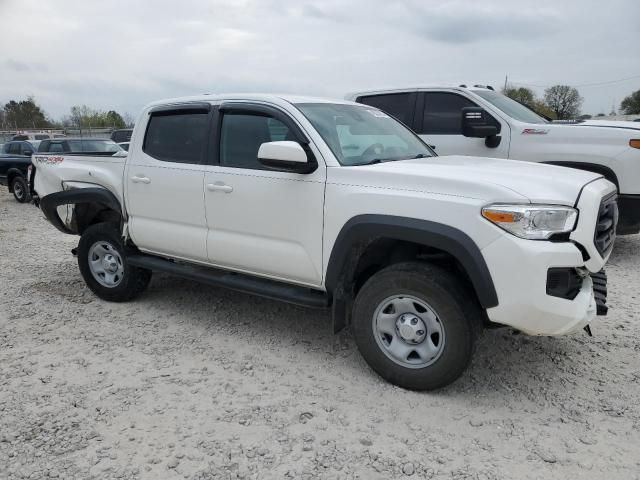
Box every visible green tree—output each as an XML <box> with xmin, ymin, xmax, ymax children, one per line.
<box><xmin>503</xmin><ymin>86</ymin><xmax>536</xmax><ymax>107</ymax></box>
<box><xmin>620</xmin><ymin>90</ymin><xmax>640</xmax><ymax>115</ymax></box>
<box><xmin>3</xmin><ymin>96</ymin><xmax>51</xmax><ymax>128</ymax></box>
<box><xmin>503</xmin><ymin>86</ymin><xmax>556</xmax><ymax>120</ymax></box>
<box><xmin>104</xmin><ymin>110</ymin><xmax>126</xmax><ymax>129</ymax></box>
<box><xmin>543</xmin><ymin>85</ymin><xmax>583</xmax><ymax>120</ymax></box>
<box><xmin>68</xmin><ymin>105</ymin><xmax>126</xmax><ymax>128</ymax></box>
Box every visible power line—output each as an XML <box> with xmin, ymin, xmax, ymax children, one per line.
<box><xmin>509</xmin><ymin>74</ymin><xmax>640</xmax><ymax>89</ymax></box>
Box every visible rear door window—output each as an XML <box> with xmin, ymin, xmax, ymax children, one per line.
<box><xmin>48</xmin><ymin>142</ymin><xmax>64</xmax><ymax>153</ymax></box>
<box><xmin>8</xmin><ymin>143</ymin><xmax>21</xmax><ymax>154</ymax></box>
<box><xmin>356</xmin><ymin>93</ymin><xmax>417</xmax><ymax>127</ymax></box>
<box><xmin>143</xmin><ymin>111</ymin><xmax>209</xmax><ymax>164</ymax></box>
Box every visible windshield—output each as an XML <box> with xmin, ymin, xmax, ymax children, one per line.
<box><xmin>473</xmin><ymin>90</ymin><xmax>549</xmax><ymax>124</ymax></box>
<box><xmin>296</xmin><ymin>103</ymin><xmax>434</xmax><ymax>166</ymax></box>
<box><xmin>68</xmin><ymin>140</ymin><xmax>121</xmax><ymax>153</ymax></box>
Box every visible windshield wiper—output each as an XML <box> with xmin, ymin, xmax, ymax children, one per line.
<box><xmin>353</xmin><ymin>153</ymin><xmax>430</xmax><ymax>166</ymax></box>
<box><xmin>352</xmin><ymin>158</ymin><xmax>384</xmax><ymax>166</ymax></box>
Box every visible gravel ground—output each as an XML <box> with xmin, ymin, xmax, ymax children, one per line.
<box><xmin>1</xmin><ymin>188</ymin><xmax>639</xmax><ymax>480</ymax></box>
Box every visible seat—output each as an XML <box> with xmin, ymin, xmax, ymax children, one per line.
<box><xmin>222</xmin><ymin>114</ymin><xmax>272</xmax><ymax>169</ymax></box>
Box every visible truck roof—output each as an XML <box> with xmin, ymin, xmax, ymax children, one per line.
<box><xmin>143</xmin><ymin>93</ymin><xmax>359</xmax><ymax>110</ymax></box>
<box><xmin>344</xmin><ymin>85</ymin><xmax>494</xmax><ymax>100</ymax></box>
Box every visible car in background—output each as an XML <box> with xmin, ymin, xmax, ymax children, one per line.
<box><xmin>110</xmin><ymin>128</ymin><xmax>133</xmax><ymax>143</ymax></box>
<box><xmin>350</xmin><ymin>86</ymin><xmax>640</xmax><ymax>234</ymax></box>
<box><xmin>2</xmin><ymin>140</ymin><xmax>39</xmax><ymax>156</ymax></box>
<box><xmin>0</xmin><ymin>153</ymin><xmax>32</xmax><ymax>202</ymax></box>
<box><xmin>37</xmin><ymin>138</ymin><xmax>122</xmax><ymax>154</ymax></box>
<box><xmin>13</xmin><ymin>133</ymin><xmax>51</xmax><ymax>141</ymax></box>
<box><xmin>117</xmin><ymin>142</ymin><xmax>130</xmax><ymax>151</ymax></box>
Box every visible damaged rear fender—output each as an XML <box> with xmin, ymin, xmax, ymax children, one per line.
<box><xmin>39</xmin><ymin>187</ymin><xmax>123</xmax><ymax>235</ymax></box>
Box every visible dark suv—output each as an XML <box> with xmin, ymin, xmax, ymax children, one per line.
<box><xmin>0</xmin><ymin>141</ymin><xmax>38</xmax><ymax>202</ymax></box>
<box><xmin>2</xmin><ymin>140</ymin><xmax>38</xmax><ymax>157</ymax></box>
<box><xmin>37</xmin><ymin>138</ymin><xmax>121</xmax><ymax>154</ymax></box>
<box><xmin>110</xmin><ymin>129</ymin><xmax>133</xmax><ymax>143</ymax></box>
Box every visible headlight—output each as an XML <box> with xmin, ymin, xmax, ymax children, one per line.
<box><xmin>481</xmin><ymin>204</ymin><xmax>578</xmax><ymax>240</ymax></box>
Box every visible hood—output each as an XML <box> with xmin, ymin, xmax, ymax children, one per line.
<box><xmin>336</xmin><ymin>156</ymin><xmax>602</xmax><ymax>205</ymax></box>
<box><xmin>580</xmin><ymin>120</ymin><xmax>640</xmax><ymax>130</ymax></box>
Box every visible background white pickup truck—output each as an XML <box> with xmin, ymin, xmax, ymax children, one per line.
<box><xmin>350</xmin><ymin>86</ymin><xmax>640</xmax><ymax>235</ymax></box>
<box><xmin>31</xmin><ymin>94</ymin><xmax>616</xmax><ymax>390</ymax></box>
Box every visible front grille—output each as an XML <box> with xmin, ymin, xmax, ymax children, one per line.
<box><xmin>591</xmin><ymin>270</ymin><xmax>608</xmax><ymax>316</ymax></box>
<box><xmin>594</xmin><ymin>193</ymin><xmax>618</xmax><ymax>257</ymax></box>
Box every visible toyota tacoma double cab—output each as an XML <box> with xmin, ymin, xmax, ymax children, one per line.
<box><xmin>31</xmin><ymin>94</ymin><xmax>617</xmax><ymax>390</ymax></box>
<box><xmin>350</xmin><ymin>86</ymin><xmax>639</xmax><ymax>234</ymax></box>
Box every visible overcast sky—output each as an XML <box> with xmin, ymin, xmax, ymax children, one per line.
<box><xmin>1</xmin><ymin>0</ymin><xmax>638</xmax><ymax>121</ymax></box>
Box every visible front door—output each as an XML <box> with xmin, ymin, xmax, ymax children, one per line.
<box><xmin>204</xmin><ymin>104</ymin><xmax>325</xmax><ymax>286</ymax></box>
<box><xmin>125</xmin><ymin>105</ymin><xmax>211</xmax><ymax>262</ymax></box>
<box><xmin>417</xmin><ymin>91</ymin><xmax>510</xmax><ymax>158</ymax></box>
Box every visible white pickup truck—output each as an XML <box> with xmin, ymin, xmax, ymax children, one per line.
<box><xmin>31</xmin><ymin>94</ymin><xmax>616</xmax><ymax>390</ymax></box>
<box><xmin>350</xmin><ymin>86</ymin><xmax>640</xmax><ymax>235</ymax></box>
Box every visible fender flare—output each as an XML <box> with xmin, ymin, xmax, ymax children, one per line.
<box><xmin>541</xmin><ymin>161</ymin><xmax>617</xmax><ymax>189</ymax></box>
<box><xmin>39</xmin><ymin>187</ymin><xmax>122</xmax><ymax>235</ymax></box>
<box><xmin>325</xmin><ymin>215</ymin><xmax>499</xmax><ymax>309</ymax></box>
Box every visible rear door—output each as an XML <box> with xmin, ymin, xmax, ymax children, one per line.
<box><xmin>355</xmin><ymin>92</ymin><xmax>419</xmax><ymax>129</ymax></box>
<box><xmin>203</xmin><ymin>103</ymin><xmax>326</xmax><ymax>286</ymax></box>
<box><xmin>125</xmin><ymin>104</ymin><xmax>212</xmax><ymax>262</ymax></box>
<box><xmin>415</xmin><ymin>91</ymin><xmax>509</xmax><ymax>157</ymax></box>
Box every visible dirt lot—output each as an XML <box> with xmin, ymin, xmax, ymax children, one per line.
<box><xmin>1</xmin><ymin>188</ymin><xmax>639</xmax><ymax>480</ymax></box>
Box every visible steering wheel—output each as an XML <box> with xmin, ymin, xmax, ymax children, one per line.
<box><xmin>361</xmin><ymin>143</ymin><xmax>385</xmax><ymax>160</ymax></box>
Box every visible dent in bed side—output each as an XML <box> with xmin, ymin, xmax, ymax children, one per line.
<box><xmin>326</xmin><ymin>214</ymin><xmax>499</xmax><ymax>332</ymax></box>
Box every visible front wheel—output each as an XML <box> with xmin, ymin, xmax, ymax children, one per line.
<box><xmin>352</xmin><ymin>262</ymin><xmax>481</xmax><ymax>391</ymax></box>
<box><xmin>11</xmin><ymin>176</ymin><xmax>30</xmax><ymax>203</ymax></box>
<box><xmin>77</xmin><ymin>223</ymin><xmax>151</xmax><ymax>302</ymax></box>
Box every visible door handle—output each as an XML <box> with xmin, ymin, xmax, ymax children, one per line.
<box><xmin>131</xmin><ymin>175</ymin><xmax>151</xmax><ymax>184</ymax></box>
<box><xmin>207</xmin><ymin>182</ymin><xmax>233</xmax><ymax>193</ymax></box>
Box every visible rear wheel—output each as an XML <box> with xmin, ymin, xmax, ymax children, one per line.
<box><xmin>352</xmin><ymin>262</ymin><xmax>481</xmax><ymax>391</ymax></box>
<box><xmin>77</xmin><ymin>223</ymin><xmax>151</xmax><ymax>302</ymax></box>
<box><xmin>11</xmin><ymin>176</ymin><xmax>30</xmax><ymax>203</ymax></box>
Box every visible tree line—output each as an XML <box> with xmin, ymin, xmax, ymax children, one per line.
<box><xmin>0</xmin><ymin>96</ymin><xmax>134</xmax><ymax>130</ymax></box>
<box><xmin>503</xmin><ymin>85</ymin><xmax>640</xmax><ymax>120</ymax></box>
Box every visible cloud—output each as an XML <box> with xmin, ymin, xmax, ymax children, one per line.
<box><xmin>0</xmin><ymin>0</ymin><xmax>638</xmax><ymax>119</ymax></box>
<box><xmin>6</xmin><ymin>59</ymin><xmax>32</xmax><ymax>72</ymax></box>
<box><xmin>409</xmin><ymin>4</ymin><xmax>562</xmax><ymax>44</ymax></box>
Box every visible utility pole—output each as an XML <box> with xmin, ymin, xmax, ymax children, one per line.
<box><xmin>503</xmin><ymin>75</ymin><xmax>508</xmax><ymax>92</ymax></box>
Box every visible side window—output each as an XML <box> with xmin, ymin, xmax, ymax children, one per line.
<box><xmin>8</xmin><ymin>143</ymin><xmax>21</xmax><ymax>154</ymax></box>
<box><xmin>220</xmin><ymin>113</ymin><xmax>291</xmax><ymax>170</ymax></box>
<box><xmin>21</xmin><ymin>143</ymin><xmax>33</xmax><ymax>154</ymax></box>
<box><xmin>143</xmin><ymin>111</ymin><xmax>209</xmax><ymax>164</ymax></box>
<box><xmin>420</xmin><ymin>92</ymin><xmax>499</xmax><ymax>135</ymax></box>
<box><xmin>38</xmin><ymin>141</ymin><xmax>49</xmax><ymax>152</ymax></box>
<box><xmin>48</xmin><ymin>142</ymin><xmax>64</xmax><ymax>153</ymax></box>
<box><xmin>357</xmin><ymin>93</ymin><xmax>416</xmax><ymax>126</ymax></box>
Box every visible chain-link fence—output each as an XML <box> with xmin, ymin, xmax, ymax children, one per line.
<box><xmin>0</xmin><ymin>126</ymin><xmax>121</xmax><ymax>143</ymax></box>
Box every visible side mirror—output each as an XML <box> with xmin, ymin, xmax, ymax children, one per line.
<box><xmin>461</xmin><ymin>107</ymin><xmax>501</xmax><ymax>148</ymax></box>
<box><xmin>258</xmin><ymin>141</ymin><xmax>316</xmax><ymax>173</ymax></box>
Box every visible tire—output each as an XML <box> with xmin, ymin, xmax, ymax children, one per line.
<box><xmin>352</xmin><ymin>262</ymin><xmax>481</xmax><ymax>391</ymax></box>
<box><xmin>77</xmin><ymin>223</ymin><xmax>152</xmax><ymax>302</ymax></box>
<box><xmin>11</xmin><ymin>176</ymin><xmax>30</xmax><ymax>203</ymax></box>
